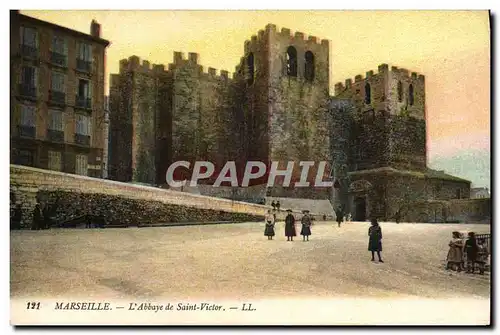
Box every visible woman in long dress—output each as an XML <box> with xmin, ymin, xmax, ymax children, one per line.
<box><xmin>264</xmin><ymin>210</ymin><xmax>275</xmax><ymax>240</ymax></box>
<box><xmin>446</xmin><ymin>231</ymin><xmax>464</xmax><ymax>272</ymax></box>
<box><xmin>368</xmin><ymin>218</ymin><xmax>383</xmax><ymax>262</ymax></box>
<box><xmin>300</xmin><ymin>210</ymin><xmax>312</xmax><ymax>241</ymax></box>
<box><xmin>285</xmin><ymin>209</ymin><xmax>296</xmax><ymax>242</ymax></box>
<box><xmin>464</xmin><ymin>232</ymin><xmax>479</xmax><ymax>273</ymax></box>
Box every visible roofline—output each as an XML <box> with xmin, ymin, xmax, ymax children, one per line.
<box><xmin>349</xmin><ymin>167</ymin><xmax>471</xmax><ymax>183</ymax></box>
<box><xmin>12</xmin><ymin>10</ymin><xmax>111</xmax><ymax>47</ymax></box>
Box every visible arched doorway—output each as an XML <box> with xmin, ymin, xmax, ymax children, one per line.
<box><xmin>354</xmin><ymin>197</ymin><xmax>367</xmax><ymax>221</ymax></box>
<box><xmin>349</xmin><ymin>180</ymin><xmax>373</xmax><ymax>222</ymax></box>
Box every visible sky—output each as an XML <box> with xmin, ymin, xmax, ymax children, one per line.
<box><xmin>21</xmin><ymin>10</ymin><xmax>491</xmax><ymax>188</ymax></box>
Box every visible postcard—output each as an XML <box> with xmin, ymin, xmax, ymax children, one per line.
<box><xmin>9</xmin><ymin>9</ymin><xmax>491</xmax><ymax>326</ymax></box>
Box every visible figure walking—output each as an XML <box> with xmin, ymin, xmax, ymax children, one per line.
<box><xmin>464</xmin><ymin>232</ymin><xmax>479</xmax><ymax>273</ymax></box>
<box><xmin>271</xmin><ymin>200</ymin><xmax>276</xmax><ymax>211</ymax></box>
<box><xmin>264</xmin><ymin>210</ymin><xmax>275</xmax><ymax>240</ymax></box>
<box><xmin>446</xmin><ymin>231</ymin><xmax>464</xmax><ymax>272</ymax></box>
<box><xmin>368</xmin><ymin>218</ymin><xmax>383</xmax><ymax>262</ymax></box>
<box><xmin>285</xmin><ymin>209</ymin><xmax>296</xmax><ymax>241</ymax></box>
<box><xmin>276</xmin><ymin>201</ymin><xmax>281</xmax><ymax>212</ymax></box>
<box><xmin>300</xmin><ymin>210</ymin><xmax>312</xmax><ymax>241</ymax></box>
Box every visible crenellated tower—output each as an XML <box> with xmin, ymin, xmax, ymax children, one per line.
<box><xmin>234</xmin><ymin>24</ymin><xmax>332</xmax><ymax>197</ymax></box>
<box><xmin>335</xmin><ymin>64</ymin><xmax>426</xmax><ymax>172</ymax></box>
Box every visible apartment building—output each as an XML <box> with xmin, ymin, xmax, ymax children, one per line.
<box><xmin>10</xmin><ymin>10</ymin><xmax>110</xmax><ymax>177</ymax></box>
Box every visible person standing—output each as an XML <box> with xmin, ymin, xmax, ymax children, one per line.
<box><xmin>11</xmin><ymin>203</ymin><xmax>22</xmax><ymax>230</ymax></box>
<box><xmin>446</xmin><ymin>231</ymin><xmax>464</xmax><ymax>272</ymax></box>
<box><xmin>285</xmin><ymin>209</ymin><xmax>296</xmax><ymax>241</ymax></box>
<box><xmin>336</xmin><ymin>206</ymin><xmax>344</xmax><ymax>228</ymax></box>
<box><xmin>271</xmin><ymin>200</ymin><xmax>276</xmax><ymax>211</ymax></box>
<box><xmin>264</xmin><ymin>210</ymin><xmax>276</xmax><ymax>240</ymax></box>
<box><xmin>300</xmin><ymin>210</ymin><xmax>312</xmax><ymax>241</ymax></box>
<box><xmin>31</xmin><ymin>203</ymin><xmax>43</xmax><ymax>230</ymax></box>
<box><xmin>276</xmin><ymin>201</ymin><xmax>281</xmax><ymax>212</ymax></box>
<box><xmin>464</xmin><ymin>232</ymin><xmax>479</xmax><ymax>273</ymax></box>
<box><xmin>476</xmin><ymin>240</ymin><xmax>489</xmax><ymax>275</ymax></box>
<box><xmin>368</xmin><ymin>218</ymin><xmax>383</xmax><ymax>262</ymax></box>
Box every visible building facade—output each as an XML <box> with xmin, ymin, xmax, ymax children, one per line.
<box><xmin>10</xmin><ymin>11</ymin><xmax>110</xmax><ymax>178</ymax></box>
<box><xmin>471</xmin><ymin>187</ymin><xmax>490</xmax><ymax>199</ymax></box>
<box><xmin>109</xmin><ymin>24</ymin><xmax>332</xmax><ymax>199</ymax></box>
<box><xmin>109</xmin><ymin>23</ymin><xmax>471</xmax><ymax>216</ymax></box>
<box><xmin>332</xmin><ymin>66</ymin><xmax>470</xmax><ymax>220</ymax></box>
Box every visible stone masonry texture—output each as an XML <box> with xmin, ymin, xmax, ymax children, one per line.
<box><xmin>106</xmin><ymin>24</ymin><xmax>475</xmax><ymax>222</ymax></box>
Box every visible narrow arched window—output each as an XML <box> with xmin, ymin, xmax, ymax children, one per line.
<box><xmin>247</xmin><ymin>53</ymin><xmax>254</xmax><ymax>85</ymax></box>
<box><xmin>397</xmin><ymin>81</ymin><xmax>403</xmax><ymax>102</ymax></box>
<box><xmin>365</xmin><ymin>83</ymin><xmax>371</xmax><ymax>104</ymax></box>
<box><xmin>286</xmin><ymin>46</ymin><xmax>297</xmax><ymax>77</ymax></box>
<box><xmin>304</xmin><ymin>51</ymin><xmax>315</xmax><ymax>82</ymax></box>
<box><xmin>409</xmin><ymin>84</ymin><xmax>414</xmax><ymax>105</ymax></box>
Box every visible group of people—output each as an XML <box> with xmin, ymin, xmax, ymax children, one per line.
<box><xmin>264</xmin><ymin>209</ymin><xmax>313</xmax><ymax>242</ymax></box>
<box><xmin>264</xmin><ymin>208</ymin><xmax>385</xmax><ymax>262</ymax></box>
<box><xmin>446</xmin><ymin>231</ymin><xmax>489</xmax><ymax>274</ymax></box>
<box><xmin>10</xmin><ymin>202</ymin><xmax>56</xmax><ymax>230</ymax></box>
<box><xmin>270</xmin><ymin>200</ymin><xmax>281</xmax><ymax>212</ymax></box>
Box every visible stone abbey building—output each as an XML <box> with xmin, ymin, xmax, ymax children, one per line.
<box><xmin>109</xmin><ymin>24</ymin><xmax>470</xmax><ymax>221</ymax></box>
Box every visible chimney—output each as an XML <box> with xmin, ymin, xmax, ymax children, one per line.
<box><xmin>90</xmin><ymin>19</ymin><xmax>101</xmax><ymax>38</ymax></box>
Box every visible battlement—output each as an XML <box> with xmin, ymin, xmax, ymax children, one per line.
<box><xmin>258</xmin><ymin>23</ymin><xmax>329</xmax><ymax>46</ymax></box>
<box><xmin>118</xmin><ymin>55</ymin><xmax>167</xmax><ymax>75</ymax></box>
<box><xmin>200</xmin><ymin>66</ymin><xmax>231</xmax><ymax>81</ymax></box>
<box><xmin>335</xmin><ymin>63</ymin><xmax>425</xmax><ymax>94</ymax></box>
<box><xmin>271</xmin><ymin>24</ymin><xmax>329</xmax><ymax>46</ymax></box>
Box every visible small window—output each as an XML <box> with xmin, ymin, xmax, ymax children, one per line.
<box><xmin>20</xmin><ymin>26</ymin><xmax>38</xmax><ymax>48</ymax></box>
<box><xmin>76</xmin><ymin>114</ymin><xmax>90</xmax><ymax>136</ymax></box>
<box><xmin>409</xmin><ymin>84</ymin><xmax>414</xmax><ymax>106</ymax></box>
<box><xmin>397</xmin><ymin>81</ymin><xmax>403</xmax><ymax>102</ymax></box>
<box><xmin>16</xmin><ymin>149</ymin><xmax>35</xmax><ymax>167</ymax></box>
<box><xmin>77</xmin><ymin>42</ymin><xmax>92</xmax><ymax>62</ymax></box>
<box><xmin>20</xmin><ymin>105</ymin><xmax>36</xmax><ymax>127</ymax></box>
<box><xmin>75</xmin><ymin>154</ymin><xmax>88</xmax><ymax>176</ymax></box>
<box><xmin>365</xmin><ymin>83</ymin><xmax>371</xmax><ymax>104</ymax></box>
<box><xmin>49</xmin><ymin>109</ymin><xmax>64</xmax><ymax>131</ymax></box>
<box><xmin>304</xmin><ymin>51</ymin><xmax>315</xmax><ymax>82</ymax></box>
<box><xmin>52</xmin><ymin>35</ymin><xmax>67</xmax><ymax>55</ymax></box>
<box><xmin>247</xmin><ymin>53</ymin><xmax>254</xmax><ymax>85</ymax></box>
<box><xmin>48</xmin><ymin>151</ymin><xmax>62</xmax><ymax>171</ymax></box>
<box><xmin>21</xmin><ymin>66</ymin><xmax>37</xmax><ymax>88</ymax></box>
<box><xmin>286</xmin><ymin>46</ymin><xmax>297</xmax><ymax>77</ymax></box>
<box><xmin>51</xmin><ymin>71</ymin><xmax>65</xmax><ymax>93</ymax></box>
<box><xmin>77</xmin><ymin>79</ymin><xmax>91</xmax><ymax>98</ymax></box>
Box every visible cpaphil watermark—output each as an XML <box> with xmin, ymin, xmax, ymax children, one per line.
<box><xmin>165</xmin><ymin>161</ymin><xmax>333</xmax><ymax>188</ymax></box>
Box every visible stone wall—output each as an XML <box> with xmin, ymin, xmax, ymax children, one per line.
<box><xmin>10</xmin><ymin>165</ymin><xmax>270</xmax><ymax>228</ymax></box>
<box><xmin>334</xmin><ymin>64</ymin><xmax>426</xmax><ymax>172</ymax></box>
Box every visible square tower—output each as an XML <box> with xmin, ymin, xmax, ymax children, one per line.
<box><xmin>234</xmin><ymin>24</ymin><xmax>332</xmax><ymax>198</ymax></box>
<box><xmin>335</xmin><ymin>64</ymin><xmax>427</xmax><ymax>172</ymax></box>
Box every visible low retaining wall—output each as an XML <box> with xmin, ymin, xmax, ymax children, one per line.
<box><xmin>10</xmin><ymin>165</ymin><xmax>272</xmax><ymax>228</ymax></box>
<box><xmin>405</xmin><ymin>198</ymin><xmax>491</xmax><ymax>223</ymax></box>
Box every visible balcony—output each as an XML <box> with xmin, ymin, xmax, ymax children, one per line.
<box><xmin>18</xmin><ymin>125</ymin><xmax>36</xmax><ymax>138</ymax></box>
<box><xmin>18</xmin><ymin>84</ymin><xmax>37</xmax><ymax>99</ymax></box>
<box><xmin>47</xmin><ymin>129</ymin><xmax>64</xmax><ymax>143</ymax></box>
<box><xmin>49</xmin><ymin>90</ymin><xmax>66</xmax><ymax>105</ymax></box>
<box><xmin>75</xmin><ymin>95</ymin><xmax>91</xmax><ymax>110</ymax></box>
<box><xmin>76</xmin><ymin>59</ymin><xmax>92</xmax><ymax>73</ymax></box>
<box><xmin>20</xmin><ymin>44</ymin><xmax>38</xmax><ymax>59</ymax></box>
<box><xmin>74</xmin><ymin>133</ymin><xmax>90</xmax><ymax>146</ymax></box>
<box><xmin>50</xmin><ymin>51</ymin><xmax>67</xmax><ymax>67</ymax></box>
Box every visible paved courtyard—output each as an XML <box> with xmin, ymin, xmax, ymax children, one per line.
<box><xmin>11</xmin><ymin>221</ymin><xmax>490</xmax><ymax>301</ymax></box>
